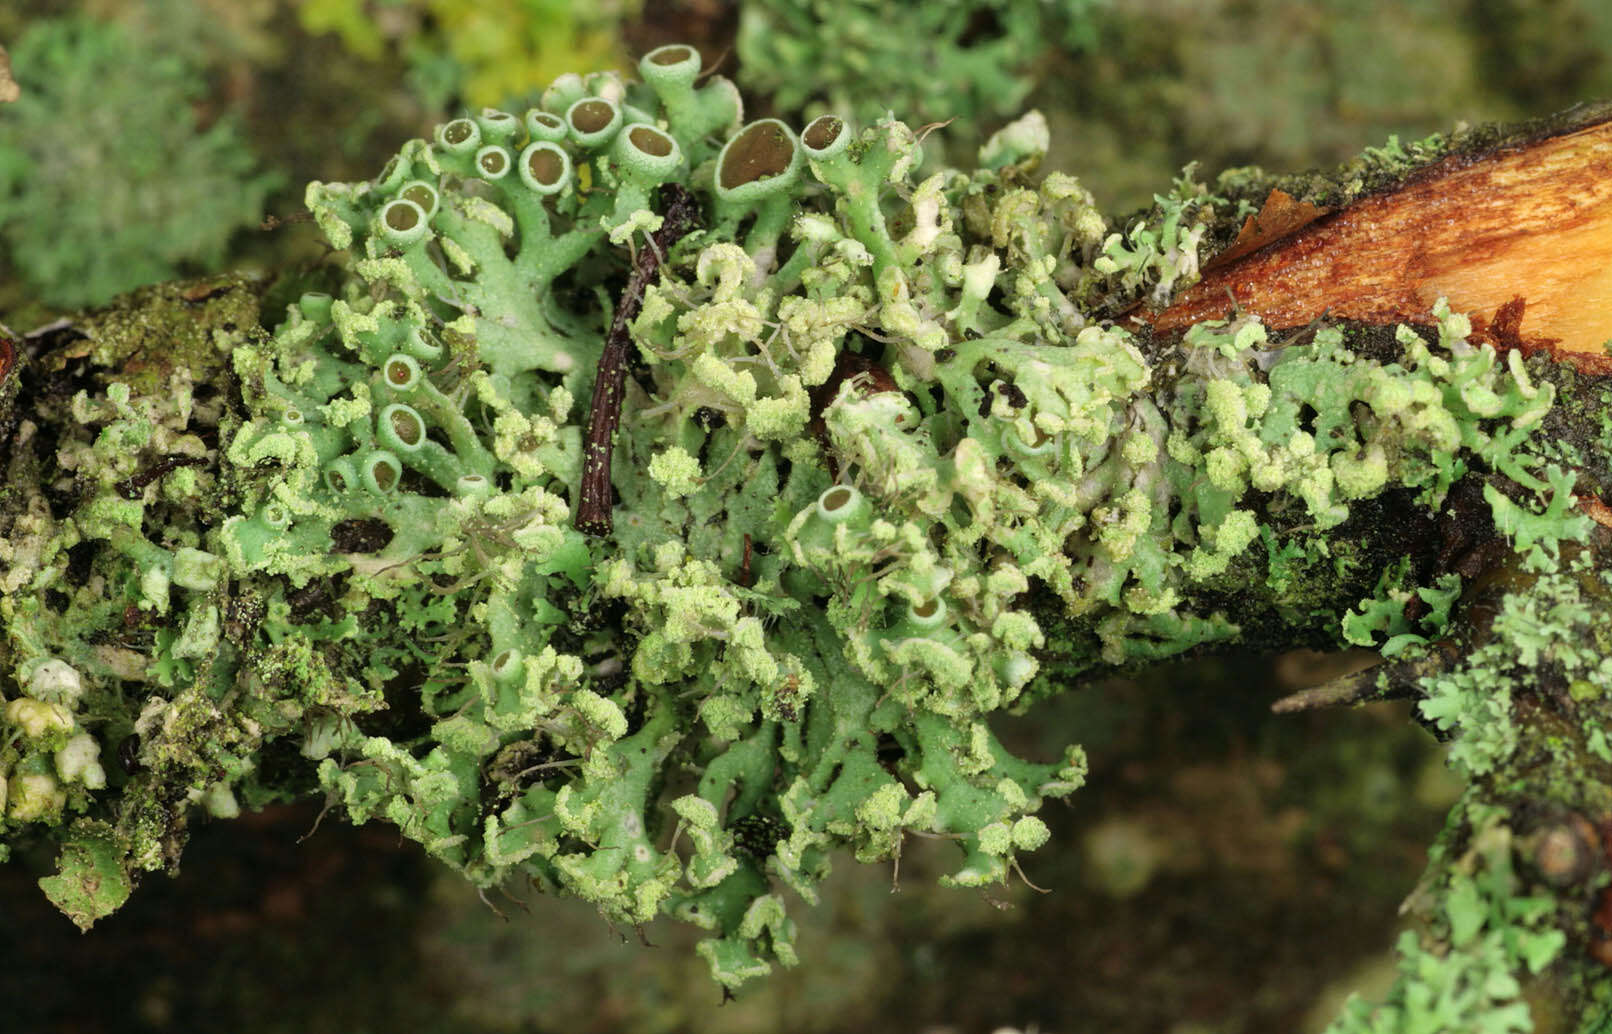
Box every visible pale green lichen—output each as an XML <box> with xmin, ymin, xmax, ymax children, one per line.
<box><xmin>1326</xmin><ymin>804</ymin><xmax>1568</xmax><ymax>1034</ymax></box>
<box><xmin>1418</xmin><ymin>560</ymin><xmax>1604</xmax><ymax>780</ymax></box>
<box><xmin>0</xmin><ymin>48</ymin><xmax>1603</xmax><ymax>1018</ymax></box>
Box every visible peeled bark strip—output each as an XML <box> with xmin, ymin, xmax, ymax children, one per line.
<box><xmin>1148</xmin><ymin>112</ymin><xmax>1612</xmax><ymax>365</ymax></box>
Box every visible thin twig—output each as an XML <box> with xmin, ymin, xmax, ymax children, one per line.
<box><xmin>576</xmin><ymin>184</ymin><xmax>702</xmax><ymax>536</ymax></box>
<box><xmin>116</xmin><ymin>454</ymin><xmax>208</xmax><ymax>500</ymax></box>
<box><xmin>1270</xmin><ymin>650</ymin><xmax>1443</xmax><ymax>714</ymax></box>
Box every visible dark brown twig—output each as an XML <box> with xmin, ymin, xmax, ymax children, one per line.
<box><xmin>116</xmin><ymin>454</ymin><xmax>208</xmax><ymax>501</ymax></box>
<box><xmin>576</xmin><ymin>184</ymin><xmax>701</xmax><ymax>536</ymax></box>
<box><xmin>1269</xmin><ymin>649</ymin><xmax>1448</xmax><ymax>714</ymax></box>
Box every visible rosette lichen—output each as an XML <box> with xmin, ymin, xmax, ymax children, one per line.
<box><xmin>1</xmin><ymin>46</ymin><xmax>1604</xmax><ymax>1014</ymax></box>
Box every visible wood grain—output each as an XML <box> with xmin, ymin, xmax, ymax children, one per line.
<box><xmin>1145</xmin><ymin>118</ymin><xmax>1612</xmax><ymax>368</ymax></box>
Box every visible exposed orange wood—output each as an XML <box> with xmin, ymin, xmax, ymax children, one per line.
<box><xmin>1578</xmin><ymin>491</ymin><xmax>1612</xmax><ymax>530</ymax></box>
<box><xmin>1146</xmin><ymin>118</ymin><xmax>1612</xmax><ymax>368</ymax></box>
<box><xmin>1205</xmin><ymin>189</ymin><xmax>1330</xmax><ymax>270</ymax></box>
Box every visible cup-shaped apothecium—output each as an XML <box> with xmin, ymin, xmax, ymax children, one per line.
<box><xmin>714</xmin><ymin>119</ymin><xmax>802</xmax><ymax>207</ymax></box>
<box><xmin>565</xmin><ymin>96</ymin><xmax>624</xmax><ymax>151</ymax></box>
<box><xmin>518</xmin><ymin>142</ymin><xmax>573</xmax><ymax>196</ymax></box>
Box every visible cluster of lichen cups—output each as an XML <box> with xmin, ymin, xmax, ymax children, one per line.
<box><xmin>208</xmin><ymin>46</ymin><xmax>1093</xmax><ymax>986</ymax></box>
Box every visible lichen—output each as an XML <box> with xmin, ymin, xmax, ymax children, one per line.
<box><xmin>1326</xmin><ymin>802</ymin><xmax>1568</xmax><ymax>1034</ymax></box>
<box><xmin>0</xmin><ymin>48</ymin><xmax>1605</xmax><ymax>1018</ymax></box>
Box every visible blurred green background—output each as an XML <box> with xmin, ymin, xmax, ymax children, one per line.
<box><xmin>4</xmin><ymin>0</ymin><xmax>1609</xmax><ymax>327</ymax></box>
<box><xmin>0</xmin><ymin>1</ymin><xmax>1607</xmax><ymax>1031</ymax></box>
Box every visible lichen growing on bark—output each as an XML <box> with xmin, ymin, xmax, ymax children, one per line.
<box><xmin>4</xmin><ymin>46</ymin><xmax>1612</xmax><ymax>1027</ymax></box>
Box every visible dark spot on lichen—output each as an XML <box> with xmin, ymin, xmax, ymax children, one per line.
<box><xmin>330</xmin><ymin>518</ymin><xmax>394</xmax><ymax>554</ymax></box>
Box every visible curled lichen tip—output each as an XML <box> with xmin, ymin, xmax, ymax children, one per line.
<box><xmin>817</xmin><ymin>483</ymin><xmax>867</xmax><ymax>524</ymax></box>
<box><xmin>475</xmin><ymin>108</ymin><xmax>520</xmax><ymax>145</ymax></box>
<box><xmin>374</xmin><ymin>153</ymin><xmax>410</xmax><ymax>193</ymax></box>
<box><xmin>475</xmin><ymin>145</ymin><xmax>511</xmax><ymax>181</ymax></box>
<box><xmin>378</xmin><ymin>198</ymin><xmax>430</xmax><ymax>248</ymax></box>
<box><xmin>398</xmin><ymin>179</ymin><xmax>440</xmax><ymax>219</ymax></box>
<box><xmin>801</xmin><ymin>114</ymin><xmax>849</xmax><ymax>159</ymax></box>
<box><xmin>361</xmin><ymin>449</ymin><xmax>402</xmax><ymax>493</ymax></box>
<box><xmin>297</xmin><ymin>291</ymin><xmax>333</xmax><ymax>323</ymax></box>
<box><xmin>382</xmin><ymin>352</ymin><xmax>421</xmax><ymax>391</ymax></box>
<box><xmin>641</xmin><ymin>43</ymin><xmax>701</xmax><ymax>89</ymax></box>
<box><xmin>377</xmin><ymin>403</ymin><xmax>426</xmax><ymax>453</ymax></box>
<box><xmin>524</xmin><ymin>108</ymin><xmax>568</xmax><ymax>143</ymax></box>
<box><xmin>613</xmin><ymin>123</ymin><xmax>683</xmax><ymax>182</ymax></box>
<box><xmin>324</xmin><ymin>457</ymin><xmax>358</xmax><ymax>495</ymax></box>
